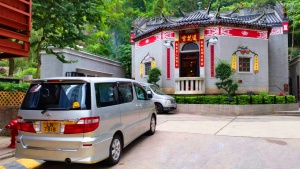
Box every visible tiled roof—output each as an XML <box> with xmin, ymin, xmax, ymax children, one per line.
<box><xmin>179</xmin><ymin>11</ymin><xmax>210</xmax><ymax>22</ymax></box>
<box><xmin>132</xmin><ymin>4</ymin><xmax>287</xmax><ymax>41</ymax></box>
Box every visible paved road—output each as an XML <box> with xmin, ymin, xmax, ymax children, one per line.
<box><xmin>1</xmin><ymin>113</ymin><xmax>300</xmax><ymax>169</ymax></box>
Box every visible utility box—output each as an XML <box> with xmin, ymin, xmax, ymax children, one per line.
<box><xmin>0</xmin><ymin>0</ymin><xmax>32</xmax><ymax>58</ymax></box>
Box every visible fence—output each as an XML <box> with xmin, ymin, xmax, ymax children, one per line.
<box><xmin>0</xmin><ymin>91</ymin><xmax>25</xmax><ymax>106</ymax></box>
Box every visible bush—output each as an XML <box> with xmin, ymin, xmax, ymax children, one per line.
<box><xmin>14</xmin><ymin>68</ymin><xmax>37</xmax><ymax>79</ymax></box>
<box><xmin>259</xmin><ymin>91</ymin><xmax>268</xmax><ymax>97</ymax></box>
<box><xmin>174</xmin><ymin>95</ymin><xmax>297</xmax><ymax>105</ymax></box>
<box><xmin>147</xmin><ymin>68</ymin><xmax>161</xmax><ymax>87</ymax></box>
<box><xmin>0</xmin><ymin>82</ymin><xmax>30</xmax><ymax>92</ymax></box>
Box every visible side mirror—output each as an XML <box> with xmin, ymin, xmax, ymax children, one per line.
<box><xmin>147</xmin><ymin>93</ymin><xmax>153</xmax><ymax>99</ymax></box>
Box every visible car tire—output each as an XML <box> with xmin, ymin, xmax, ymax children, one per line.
<box><xmin>155</xmin><ymin>103</ymin><xmax>163</xmax><ymax>114</ymax></box>
<box><xmin>106</xmin><ymin>134</ymin><xmax>122</xmax><ymax>166</ymax></box>
<box><xmin>146</xmin><ymin>115</ymin><xmax>156</xmax><ymax>135</ymax></box>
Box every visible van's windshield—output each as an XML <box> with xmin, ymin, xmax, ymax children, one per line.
<box><xmin>149</xmin><ymin>85</ymin><xmax>165</xmax><ymax>95</ymax></box>
<box><xmin>21</xmin><ymin>83</ymin><xmax>91</xmax><ymax>110</ymax></box>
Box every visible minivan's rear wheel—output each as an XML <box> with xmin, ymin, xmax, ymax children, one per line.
<box><xmin>107</xmin><ymin>135</ymin><xmax>122</xmax><ymax>165</ymax></box>
<box><xmin>147</xmin><ymin>115</ymin><xmax>156</xmax><ymax>135</ymax></box>
<box><xmin>155</xmin><ymin>103</ymin><xmax>163</xmax><ymax>114</ymax></box>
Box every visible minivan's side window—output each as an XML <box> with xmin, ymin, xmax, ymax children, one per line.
<box><xmin>118</xmin><ymin>82</ymin><xmax>133</xmax><ymax>103</ymax></box>
<box><xmin>134</xmin><ymin>84</ymin><xmax>147</xmax><ymax>100</ymax></box>
<box><xmin>95</xmin><ymin>83</ymin><xmax>118</xmax><ymax>107</ymax></box>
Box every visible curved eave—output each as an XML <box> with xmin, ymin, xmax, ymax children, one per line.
<box><xmin>132</xmin><ymin>20</ymin><xmax>271</xmax><ymax>42</ymax></box>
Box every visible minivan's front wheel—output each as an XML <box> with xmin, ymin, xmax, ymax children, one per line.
<box><xmin>155</xmin><ymin>103</ymin><xmax>163</xmax><ymax>114</ymax></box>
<box><xmin>147</xmin><ymin>115</ymin><xmax>156</xmax><ymax>135</ymax></box>
<box><xmin>107</xmin><ymin>135</ymin><xmax>122</xmax><ymax>165</ymax></box>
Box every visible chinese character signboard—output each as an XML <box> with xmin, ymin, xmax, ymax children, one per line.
<box><xmin>210</xmin><ymin>45</ymin><xmax>215</xmax><ymax>77</ymax></box>
<box><xmin>167</xmin><ymin>48</ymin><xmax>171</xmax><ymax>79</ymax></box>
<box><xmin>179</xmin><ymin>33</ymin><xmax>199</xmax><ymax>43</ymax></box>
<box><xmin>151</xmin><ymin>60</ymin><xmax>156</xmax><ymax>68</ymax></box>
<box><xmin>174</xmin><ymin>39</ymin><xmax>179</xmax><ymax>68</ymax></box>
<box><xmin>200</xmin><ymin>36</ymin><xmax>204</xmax><ymax>67</ymax></box>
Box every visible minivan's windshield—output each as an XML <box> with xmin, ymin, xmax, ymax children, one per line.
<box><xmin>149</xmin><ymin>85</ymin><xmax>165</xmax><ymax>95</ymax></box>
<box><xmin>21</xmin><ymin>83</ymin><xmax>91</xmax><ymax>110</ymax></box>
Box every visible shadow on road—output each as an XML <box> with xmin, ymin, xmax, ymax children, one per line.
<box><xmin>32</xmin><ymin>135</ymin><xmax>150</xmax><ymax>169</ymax></box>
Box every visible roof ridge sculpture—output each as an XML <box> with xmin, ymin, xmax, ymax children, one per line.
<box><xmin>245</xmin><ymin>10</ymin><xmax>266</xmax><ymax>23</ymax></box>
<box><xmin>206</xmin><ymin>0</ymin><xmax>212</xmax><ymax>15</ymax></box>
<box><xmin>178</xmin><ymin>6</ymin><xmax>189</xmax><ymax>17</ymax></box>
<box><xmin>161</xmin><ymin>12</ymin><xmax>177</xmax><ymax>24</ymax></box>
<box><xmin>210</xmin><ymin>4</ymin><xmax>220</xmax><ymax>20</ymax></box>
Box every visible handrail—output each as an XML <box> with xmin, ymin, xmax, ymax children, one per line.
<box><xmin>269</xmin><ymin>85</ymin><xmax>285</xmax><ymax>93</ymax></box>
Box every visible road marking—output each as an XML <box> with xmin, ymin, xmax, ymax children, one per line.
<box><xmin>17</xmin><ymin>159</ymin><xmax>41</xmax><ymax>168</ymax></box>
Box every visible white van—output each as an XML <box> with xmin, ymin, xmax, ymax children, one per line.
<box><xmin>140</xmin><ymin>82</ymin><xmax>177</xmax><ymax>114</ymax></box>
<box><xmin>15</xmin><ymin>77</ymin><xmax>156</xmax><ymax>165</ymax></box>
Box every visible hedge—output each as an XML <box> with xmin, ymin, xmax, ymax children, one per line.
<box><xmin>0</xmin><ymin>82</ymin><xmax>30</xmax><ymax>92</ymax></box>
<box><xmin>174</xmin><ymin>95</ymin><xmax>297</xmax><ymax>105</ymax></box>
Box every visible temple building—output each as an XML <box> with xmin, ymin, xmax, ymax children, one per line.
<box><xmin>130</xmin><ymin>1</ymin><xmax>289</xmax><ymax>95</ymax></box>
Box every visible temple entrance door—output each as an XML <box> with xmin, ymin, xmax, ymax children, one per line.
<box><xmin>180</xmin><ymin>52</ymin><xmax>199</xmax><ymax>77</ymax></box>
<box><xmin>179</xmin><ymin>42</ymin><xmax>199</xmax><ymax>77</ymax></box>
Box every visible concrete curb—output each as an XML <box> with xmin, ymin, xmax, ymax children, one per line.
<box><xmin>0</xmin><ymin>136</ymin><xmax>15</xmax><ymax>161</ymax></box>
<box><xmin>0</xmin><ymin>151</ymin><xmax>14</xmax><ymax>161</ymax></box>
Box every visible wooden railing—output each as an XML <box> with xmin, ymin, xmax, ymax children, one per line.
<box><xmin>175</xmin><ymin>77</ymin><xmax>205</xmax><ymax>94</ymax></box>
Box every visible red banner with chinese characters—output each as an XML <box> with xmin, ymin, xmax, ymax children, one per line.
<box><xmin>167</xmin><ymin>48</ymin><xmax>171</xmax><ymax>79</ymax></box>
<box><xmin>204</xmin><ymin>27</ymin><xmax>268</xmax><ymax>39</ymax></box>
<box><xmin>200</xmin><ymin>36</ymin><xmax>204</xmax><ymax>67</ymax></box>
<box><xmin>179</xmin><ymin>33</ymin><xmax>199</xmax><ymax>43</ymax></box>
<box><xmin>210</xmin><ymin>45</ymin><xmax>215</xmax><ymax>77</ymax></box>
<box><xmin>136</xmin><ymin>34</ymin><xmax>161</xmax><ymax>48</ymax></box>
<box><xmin>175</xmin><ymin>40</ymin><xmax>179</xmax><ymax>68</ymax></box>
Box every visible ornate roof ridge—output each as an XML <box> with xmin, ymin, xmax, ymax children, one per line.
<box><xmin>131</xmin><ymin>2</ymin><xmax>282</xmax><ymax>41</ymax></box>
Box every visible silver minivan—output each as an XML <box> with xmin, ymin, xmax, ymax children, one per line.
<box><xmin>140</xmin><ymin>82</ymin><xmax>177</xmax><ymax>114</ymax></box>
<box><xmin>15</xmin><ymin>77</ymin><xmax>156</xmax><ymax>165</ymax></box>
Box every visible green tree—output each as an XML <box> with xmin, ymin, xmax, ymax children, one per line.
<box><xmin>153</xmin><ymin>0</ymin><xmax>165</xmax><ymax>16</ymax></box>
<box><xmin>284</xmin><ymin>0</ymin><xmax>300</xmax><ymax>56</ymax></box>
<box><xmin>116</xmin><ymin>44</ymin><xmax>132</xmax><ymax>78</ymax></box>
<box><xmin>32</xmin><ymin>0</ymin><xmax>103</xmax><ymax>78</ymax></box>
<box><xmin>215</xmin><ymin>60</ymin><xmax>238</xmax><ymax>96</ymax></box>
<box><xmin>84</xmin><ymin>0</ymin><xmax>141</xmax><ymax>58</ymax></box>
<box><xmin>147</xmin><ymin>68</ymin><xmax>162</xmax><ymax>86</ymax></box>
<box><xmin>133</xmin><ymin>0</ymin><xmax>147</xmax><ymax>12</ymax></box>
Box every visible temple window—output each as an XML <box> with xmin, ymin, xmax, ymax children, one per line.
<box><xmin>239</xmin><ymin>57</ymin><xmax>251</xmax><ymax>72</ymax></box>
<box><xmin>144</xmin><ymin>62</ymin><xmax>151</xmax><ymax>75</ymax></box>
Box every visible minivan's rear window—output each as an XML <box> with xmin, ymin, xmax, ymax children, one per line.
<box><xmin>21</xmin><ymin>83</ymin><xmax>91</xmax><ymax>110</ymax></box>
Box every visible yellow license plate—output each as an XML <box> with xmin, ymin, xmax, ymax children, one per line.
<box><xmin>41</xmin><ymin>121</ymin><xmax>59</xmax><ymax>133</ymax></box>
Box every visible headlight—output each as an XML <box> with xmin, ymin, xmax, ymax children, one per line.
<box><xmin>165</xmin><ymin>100</ymin><xmax>172</xmax><ymax>104</ymax></box>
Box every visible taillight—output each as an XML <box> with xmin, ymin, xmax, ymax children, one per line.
<box><xmin>63</xmin><ymin>116</ymin><xmax>100</xmax><ymax>134</ymax></box>
<box><xmin>17</xmin><ymin>116</ymin><xmax>36</xmax><ymax>133</ymax></box>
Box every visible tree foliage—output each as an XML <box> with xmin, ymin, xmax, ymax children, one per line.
<box><xmin>284</xmin><ymin>0</ymin><xmax>300</xmax><ymax>56</ymax></box>
<box><xmin>116</xmin><ymin>44</ymin><xmax>132</xmax><ymax>78</ymax></box>
<box><xmin>147</xmin><ymin>68</ymin><xmax>162</xmax><ymax>86</ymax></box>
<box><xmin>215</xmin><ymin>60</ymin><xmax>238</xmax><ymax>96</ymax></box>
<box><xmin>2</xmin><ymin>0</ymin><xmax>300</xmax><ymax>79</ymax></box>
<box><xmin>32</xmin><ymin>0</ymin><xmax>103</xmax><ymax>78</ymax></box>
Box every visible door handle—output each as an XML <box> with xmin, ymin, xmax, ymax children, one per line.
<box><xmin>136</xmin><ymin>104</ymin><xmax>142</xmax><ymax>108</ymax></box>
